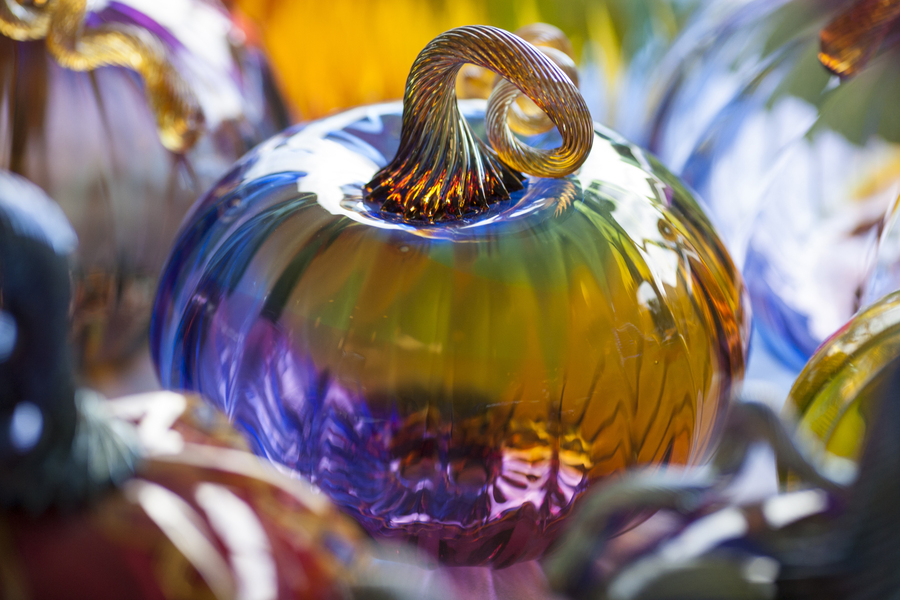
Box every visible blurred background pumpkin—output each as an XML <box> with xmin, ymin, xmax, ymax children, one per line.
<box><xmin>638</xmin><ymin>0</ymin><xmax>900</xmax><ymax>374</ymax></box>
<box><xmin>787</xmin><ymin>288</ymin><xmax>900</xmax><ymax>473</ymax></box>
<box><xmin>0</xmin><ymin>0</ymin><xmax>289</xmax><ymax>378</ymax></box>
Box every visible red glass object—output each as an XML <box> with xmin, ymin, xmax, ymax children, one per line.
<box><xmin>1</xmin><ymin>392</ymin><xmax>367</xmax><ymax>600</ymax></box>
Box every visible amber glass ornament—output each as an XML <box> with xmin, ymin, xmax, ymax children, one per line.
<box><xmin>1</xmin><ymin>392</ymin><xmax>371</xmax><ymax>600</ymax></box>
<box><xmin>786</xmin><ymin>289</ymin><xmax>900</xmax><ymax>470</ymax></box>
<box><xmin>0</xmin><ymin>0</ymin><xmax>289</xmax><ymax>369</ymax></box>
<box><xmin>0</xmin><ymin>170</ymin><xmax>381</xmax><ymax>600</ymax></box>
<box><xmin>152</xmin><ymin>26</ymin><xmax>747</xmax><ymax>567</ymax></box>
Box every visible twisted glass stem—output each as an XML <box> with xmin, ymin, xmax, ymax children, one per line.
<box><xmin>365</xmin><ymin>25</ymin><xmax>592</xmax><ymax>222</ymax></box>
<box><xmin>501</xmin><ymin>23</ymin><xmax>579</xmax><ymax>136</ymax></box>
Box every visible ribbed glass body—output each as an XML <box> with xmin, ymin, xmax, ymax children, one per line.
<box><xmin>152</xmin><ymin>102</ymin><xmax>747</xmax><ymax>566</ymax></box>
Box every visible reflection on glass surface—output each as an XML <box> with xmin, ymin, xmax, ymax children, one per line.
<box><xmin>152</xmin><ymin>102</ymin><xmax>747</xmax><ymax>566</ymax></box>
<box><xmin>0</xmin><ymin>0</ymin><xmax>289</xmax><ymax>369</ymax></box>
<box><xmin>643</xmin><ymin>0</ymin><xmax>900</xmax><ymax>369</ymax></box>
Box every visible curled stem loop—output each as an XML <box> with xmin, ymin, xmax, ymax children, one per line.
<box><xmin>365</xmin><ymin>25</ymin><xmax>592</xmax><ymax>222</ymax></box>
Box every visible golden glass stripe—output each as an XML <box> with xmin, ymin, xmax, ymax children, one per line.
<box><xmin>0</xmin><ymin>0</ymin><xmax>203</xmax><ymax>153</ymax></box>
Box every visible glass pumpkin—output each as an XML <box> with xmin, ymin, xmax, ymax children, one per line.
<box><xmin>641</xmin><ymin>0</ymin><xmax>900</xmax><ymax>369</ymax></box>
<box><xmin>2</xmin><ymin>392</ymin><xmax>371</xmax><ymax>600</ymax></box>
<box><xmin>0</xmin><ymin>0</ymin><xmax>289</xmax><ymax>369</ymax></box>
<box><xmin>151</xmin><ymin>26</ymin><xmax>748</xmax><ymax>566</ymax></box>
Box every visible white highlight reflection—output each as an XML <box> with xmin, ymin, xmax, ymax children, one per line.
<box><xmin>108</xmin><ymin>391</ymin><xmax>187</xmax><ymax>455</ymax></box>
<box><xmin>126</xmin><ymin>479</ymin><xmax>234</xmax><ymax>599</ymax></box>
<box><xmin>659</xmin><ymin>507</ymin><xmax>748</xmax><ymax>561</ymax></box>
<box><xmin>762</xmin><ymin>489</ymin><xmax>828</xmax><ymax>529</ymax></box>
<box><xmin>196</xmin><ymin>483</ymin><xmax>280</xmax><ymax>600</ymax></box>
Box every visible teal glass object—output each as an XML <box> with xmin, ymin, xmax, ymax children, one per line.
<box><xmin>151</xmin><ymin>99</ymin><xmax>748</xmax><ymax>566</ymax></box>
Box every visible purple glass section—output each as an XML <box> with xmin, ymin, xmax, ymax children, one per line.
<box><xmin>88</xmin><ymin>3</ymin><xmax>183</xmax><ymax>50</ymax></box>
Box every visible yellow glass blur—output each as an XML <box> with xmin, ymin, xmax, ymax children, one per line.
<box><xmin>229</xmin><ymin>0</ymin><xmax>688</xmax><ymax>119</ymax></box>
<box><xmin>788</xmin><ymin>290</ymin><xmax>900</xmax><ymax>465</ymax></box>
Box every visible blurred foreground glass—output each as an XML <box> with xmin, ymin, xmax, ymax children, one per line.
<box><xmin>0</xmin><ymin>170</ymin><xmax>371</xmax><ymax>600</ymax></box>
<box><xmin>547</xmin><ymin>371</ymin><xmax>900</xmax><ymax>600</ymax></box>
<box><xmin>0</xmin><ymin>0</ymin><xmax>289</xmax><ymax>371</ymax></box>
<box><xmin>151</xmin><ymin>25</ymin><xmax>747</xmax><ymax>567</ymax></box>
<box><xmin>2</xmin><ymin>392</ymin><xmax>371</xmax><ymax>600</ymax></box>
